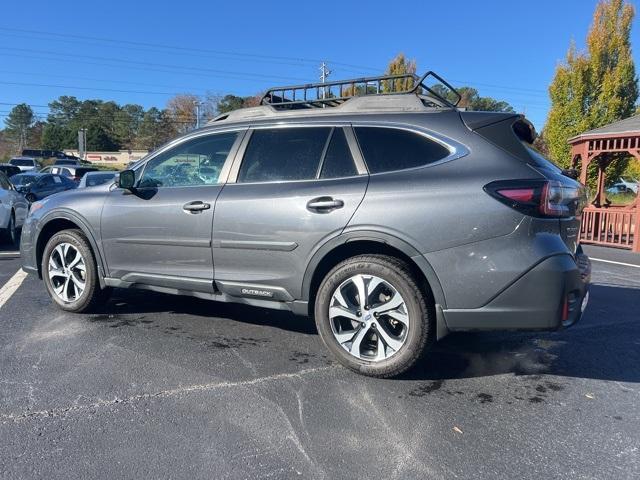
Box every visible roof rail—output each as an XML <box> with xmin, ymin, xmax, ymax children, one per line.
<box><xmin>260</xmin><ymin>71</ymin><xmax>461</xmax><ymax>110</ymax></box>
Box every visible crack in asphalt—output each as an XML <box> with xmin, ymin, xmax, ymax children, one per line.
<box><xmin>0</xmin><ymin>365</ymin><xmax>337</xmax><ymax>423</ymax></box>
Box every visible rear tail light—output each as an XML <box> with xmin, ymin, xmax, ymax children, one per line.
<box><xmin>484</xmin><ymin>179</ymin><xmax>587</xmax><ymax>218</ymax></box>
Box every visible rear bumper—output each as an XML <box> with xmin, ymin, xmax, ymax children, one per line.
<box><xmin>442</xmin><ymin>253</ymin><xmax>589</xmax><ymax>331</ymax></box>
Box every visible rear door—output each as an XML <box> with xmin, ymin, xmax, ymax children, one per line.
<box><xmin>212</xmin><ymin>125</ymin><xmax>368</xmax><ymax>301</ymax></box>
<box><xmin>100</xmin><ymin>130</ymin><xmax>244</xmax><ymax>291</ymax></box>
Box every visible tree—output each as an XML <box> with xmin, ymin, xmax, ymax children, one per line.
<box><xmin>136</xmin><ymin>107</ymin><xmax>176</xmax><ymax>151</ymax></box>
<box><xmin>383</xmin><ymin>53</ymin><xmax>417</xmax><ymax>92</ymax></box>
<box><xmin>41</xmin><ymin>123</ymin><xmax>69</xmax><ymax>151</ymax></box>
<box><xmin>4</xmin><ymin>103</ymin><xmax>35</xmax><ymax>153</ymax></box>
<box><xmin>166</xmin><ymin>94</ymin><xmax>198</xmax><ymax>134</ymax></box>
<box><xmin>544</xmin><ymin>0</ymin><xmax>638</xmax><ymax>168</ymax></box>
<box><xmin>216</xmin><ymin>94</ymin><xmax>246</xmax><ymax>114</ymax></box>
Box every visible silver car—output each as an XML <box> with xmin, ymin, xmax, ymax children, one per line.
<box><xmin>77</xmin><ymin>171</ymin><xmax>118</xmax><ymax>188</ymax></box>
<box><xmin>0</xmin><ymin>172</ymin><xmax>28</xmax><ymax>245</ymax></box>
<box><xmin>9</xmin><ymin>156</ymin><xmax>39</xmax><ymax>172</ymax></box>
<box><xmin>20</xmin><ymin>72</ymin><xmax>591</xmax><ymax>377</ymax></box>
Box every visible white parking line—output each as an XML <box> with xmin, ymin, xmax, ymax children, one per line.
<box><xmin>590</xmin><ymin>258</ymin><xmax>640</xmax><ymax>268</ymax></box>
<box><xmin>0</xmin><ymin>269</ymin><xmax>28</xmax><ymax>309</ymax></box>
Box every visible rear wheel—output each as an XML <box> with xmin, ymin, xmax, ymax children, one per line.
<box><xmin>314</xmin><ymin>254</ymin><xmax>433</xmax><ymax>378</ymax></box>
<box><xmin>41</xmin><ymin>229</ymin><xmax>111</xmax><ymax>312</ymax></box>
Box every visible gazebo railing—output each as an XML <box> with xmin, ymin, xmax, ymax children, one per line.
<box><xmin>580</xmin><ymin>205</ymin><xmax>638</xmax><ymax>251</ymax></box>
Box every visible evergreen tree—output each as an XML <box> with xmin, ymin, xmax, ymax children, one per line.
<box><xmin>4</xmin><ymin>103</ymin><xmax>34</xmax><ymax>153</ymax></box>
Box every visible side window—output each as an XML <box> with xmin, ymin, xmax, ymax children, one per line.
<box><xmin>139</xmin><ymin>132</ymin><xmax>240</xmax><ymax>188</ymax></box>
<box><xmin>52</xmin><ymin>176</ymin><xmax>62</xmax><ymax>184</ymax></box>
<box><xmin>40</xmin><ymin>176</ymin><xmax>55</xmax><ymax>186</ymax></box>
<box><xmin>355</xmin><ymin>127</ymin><xmax>450</xmax><ymax>174</ymax></box>
<box><xmin>319</xmin><ymin>129</ymin><xmax>358</xmax><ymax>179</ymax></box>
<box><xmin>237</xmin><ymin>127</ymin><xmax>331</xmax><ymax>183</ymax></box>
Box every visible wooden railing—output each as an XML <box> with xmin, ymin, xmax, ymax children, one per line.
<box><xmin>580</xmin><ymin>205</ymin><xmax>639</xmax><ymax>251</ymax></box>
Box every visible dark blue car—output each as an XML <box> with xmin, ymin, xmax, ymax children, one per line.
<box><xmin>10</xmin><ymin>173</ymin><xmax>76</xmax><ymax>203</ymax></box>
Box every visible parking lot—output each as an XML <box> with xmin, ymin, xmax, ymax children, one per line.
<box><xmin>0</xmin><ymin>244</ymin><xmax>638</xmax><ymax>479</ymax></box>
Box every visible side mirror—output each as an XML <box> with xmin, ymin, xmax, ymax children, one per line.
<box><xmin>117</xmin><ymin>169</ymin><xmax>136</xmax><ymax>190</ymax></box>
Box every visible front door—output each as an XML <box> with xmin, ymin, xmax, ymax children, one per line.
<box><xmin>212</xmin><ymin>125</ymin><xmax>368</xmax><ymax>300</ymax></box>
<box><xmin>101</xmin><ymin>130</ymin><xmax>244</xmax><ymax>292</ymax></box>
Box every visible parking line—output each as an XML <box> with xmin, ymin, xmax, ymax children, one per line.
<box><xmin>590</xmin><ymin>257</ymin><xmax>640</xmax><ymax>269</ymax></box>
<box><xmin>0</xmin><ymin>269</ymin><xmax>28</xmax><ymax>309</ymax></box>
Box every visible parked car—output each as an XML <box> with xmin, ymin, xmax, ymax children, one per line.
<box><xmin>0</xmin><ymin>172</ymin><xmax>28</xmax><ymax>245</ymax></box>
<box><xmin>39</xmin><ymin>165</ymin><xmax>98</xmax><ymax>183</ymax></box>
<box><xmin>0</xmin><ymin>164</ymin><xmax>22</xmax><ymax>178</ymax></box>
<box><xmin>20</xmin><ymin>71</ymin><xmax>591</xmax><ymax>378</ymax></box>
<box><xmin>78</xmin><ymin>171</ymin><xmax>118</xmax><ymax>188</ymax></box>
<box><xmin>53</xmin><ymin>158</ymin><xmax>81</xmax><ymax>166</ymax></box>
<box><xmin>11</xmin><ymin>172</ymin><xmax>76</xmax><ymax>202</ymax></box>
<box><xmin>9</xmin><ymin>157</ymin><xmax>39</xmax><ymax>172</ymax></box>
<box><xmin>606</xmin><ymin>177</ymin><xmax>639</xmax><ymax>195</ymax></box>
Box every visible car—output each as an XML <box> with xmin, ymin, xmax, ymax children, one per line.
<box><xmin>19</xmin><ymin>71</ymin><xmax>591</xmax><ymax>378</ymax></box>
<box><xmin>606</xmin><ymin>177</ymin><xmax>638</xmax><ymax>195</ymax></box>
<box><xmin>0</xmin><ymin>164</ymin><xmax>22</xmax><ymax>178</ymax></box>
<box><xmin>9</xmin><ymin>156</ymin><xmax>39</xmax><ymax>172</ymax></box>
<box><xmin>11</xmin><ymin>172</ymin><xmax>76</xmax><ymax>203</ymax></box>
<box><xmin>39</xmin><ymin>165</ymin><xmax>98</xmax><ymax>183</ymax></box>
<box><xmin>78</xmin><ymin>171</ymin><xmax>118</xmax><ymax>188</ymax></box>
<box><xmin>53</xmin><ymin>158</ymin><xmax>81</xmax><ymax>166</ymax></box>
<box><xmin>0</xmin><ymin>172</ymin><xmax>28</xmax><ymax>245</ymax></box>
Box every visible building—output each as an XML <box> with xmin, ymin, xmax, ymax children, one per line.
<box><xmin>63</xmin><ymin>149</ymin><xmax>148</xmax><ymax>165</ymax></box>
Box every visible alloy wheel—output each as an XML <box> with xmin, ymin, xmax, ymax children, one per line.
<box><xmin>329</xmin><ymin>274</ymin><xmax>409</xmax><ymax>361</ymax></box>
<box><xmin>47</xmin><ymin>242</ymin><xmax>86</xmax><ymax>302</ymax></box>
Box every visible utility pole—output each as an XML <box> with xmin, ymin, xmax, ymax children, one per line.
<box><xmin>193</xmin><ymin>100</ymin><xmax>202</xmax><ymax>129</ymax></box>
<box><xmin>78</xmin><ymin>128</ymin><xmax>87</xmax><ymax>160</ymax></box>
<box><xmin>319</xmin><ymin>62</ymin><xmax>331</xmax><ymax>102</ymax></box>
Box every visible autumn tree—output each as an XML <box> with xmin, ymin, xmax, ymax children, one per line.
<box><xmin>166</xmin><ymin>94</ymin><xmax>198</xmax><ymax>134</ymax></box>
<box><xmin>544</xmin><ymin>0</ymin><xmax>638</xmax><ymax>169</ymax></box>
<box><xmin>383</xmin><ymin>53</ymin><xmax>417</xmax><ymax>92</ymax></box>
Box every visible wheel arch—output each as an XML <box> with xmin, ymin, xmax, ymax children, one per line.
<box><xmin>302</xmin><ymin>231</ymin><xmax>446</xmax><ymax>311</ymax></box>
<box><xmin>35</xmin><ymin>211</ymin><xmax>107</xmax><ymax>287</ymax></box>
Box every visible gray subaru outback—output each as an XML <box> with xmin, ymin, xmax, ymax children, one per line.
<box><xmin>20</xmin><ymin>72</ymin><xmax>590</xmax><ymax>378</ymax></box>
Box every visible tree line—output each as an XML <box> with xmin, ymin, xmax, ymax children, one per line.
<box><xmin>0</xmin><ymin>54</ymin><xmax>515</xmax><ymax>159</ymax></box>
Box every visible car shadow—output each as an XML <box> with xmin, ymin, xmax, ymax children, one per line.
<box><xmin>97</xmin><ymin>283</ymin><xmax>639</xmax><ymax>383</ymax></box>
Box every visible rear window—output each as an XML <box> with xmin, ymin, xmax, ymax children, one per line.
<box><xmin>9</xmin><ymin>158</ymin><xmax>34</xmax><ymax>167</ymax></box>
<box><xmin>354</xmin><ymin>127</ymin><xmax>450</xmax><ymax>174</ymax></box>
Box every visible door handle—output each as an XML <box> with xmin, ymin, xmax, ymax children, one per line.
<box><xmin>306</xmin><ymin>196</ymin><xmax>344</xmax><ymax>212</ymax></box>
<box><xmin>183</xmin><ymin>201</ymin><xmax>211</xmax><ymax>212</ymax></box>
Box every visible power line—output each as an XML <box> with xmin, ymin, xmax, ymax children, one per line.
<box><xmin>0</xmin><ymin>26</ymin><xmax>381</xmax><ymax>74</ymax></box>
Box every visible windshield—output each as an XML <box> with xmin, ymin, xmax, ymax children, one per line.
<box><xmin>9</xmin><ymin>158</ymin><xmax>35</xmax><ymax>167</ymax></box>
<box><xmin>11</xmin><ymin>174</ymin><xmax>39</xmax><ymax>186</ymax></box>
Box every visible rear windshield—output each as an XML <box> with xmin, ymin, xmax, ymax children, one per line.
<box><xmin>9</xmin><ymin>158</ymin><xmax>34</xmax><ymax>166</ymax></box>
<box><xmin>525</xmin><ymin>146</ymin><xmax>562</xmax><ymax>174</ymax></box>
<box><xmin>76</xmin><ymin>168</ymin><xmax>98</xmax><ymax>176</ymax></box>
<box><xmin>10</xmin><ymin>174</ymin><xmax>39</xmax><ymax>185</ymax></box>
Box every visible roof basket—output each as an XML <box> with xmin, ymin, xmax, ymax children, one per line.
<box><xmin>260</xmin><ymin>71</ymin><xmax>461</xmax><ymax>110</ymax></box>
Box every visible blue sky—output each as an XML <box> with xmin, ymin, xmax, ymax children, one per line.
<box><xmin>1</xmin><ymin>0</ymin><xmax>637</xmax><ymax>130</ymax></box>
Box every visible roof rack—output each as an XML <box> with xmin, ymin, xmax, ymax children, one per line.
<box><xmin>260</xmin><ymin>71</ymin><xmax>461</xmax><ymax>110</ymax></box>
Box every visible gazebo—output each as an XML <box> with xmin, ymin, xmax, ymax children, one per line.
<box><xmin>569</xmin><ymin>115</ymin><xmax>640</xmax><ymax>252</ymax></box>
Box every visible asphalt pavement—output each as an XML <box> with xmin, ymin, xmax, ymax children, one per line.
<box><xmin>0</xmin><ymin>243</ymin><xmax>638</xmax><ymax>479</ymax></box>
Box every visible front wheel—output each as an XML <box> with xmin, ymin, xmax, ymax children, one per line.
<box><xmin>314</xmin><ymin>255</ymin><xmax>433</xmax><ymax>378</ymax></box>
<box><xmin>41</xmin><ymin>229</ymin><xmax>111</xmax><ymax>312</ymax></box>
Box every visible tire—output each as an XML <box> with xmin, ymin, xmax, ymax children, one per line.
<box><xmin>41</xmin><ymin>229</ymin><xmax>111</xmax><ymax>313</ymax></box>
<box><xmin>314</xmin><ymin>254</ymin><xmax>433</xmax><ymax>378</ymax></box>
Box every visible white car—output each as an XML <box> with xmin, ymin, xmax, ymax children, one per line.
<box><xmin>0</xmin><ymin>172</ymin><xmax>29</xmax><ymax>245</ymax></box>
<box><xmin>77</xmin><ymin>171</ymin><xmax>118</xmax><ymax>188</ymax></box>
<box><xmin>606</xmin><ymin>177</ymin><xmax>639</xmax><ymax>195</ymax></box>
<box><xmin>9</xmin><ymin>156</ymin><xmax>39</xmax><ymax>172</ymax></box>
